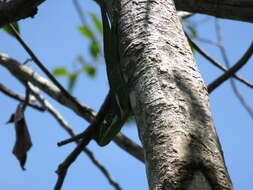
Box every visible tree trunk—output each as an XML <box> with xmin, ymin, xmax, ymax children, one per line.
<box><xmin>109</xmin><ymin>0</ymin><xmax>234</xmax><ymax>189</ymax></box>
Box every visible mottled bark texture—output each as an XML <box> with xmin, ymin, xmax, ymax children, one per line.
<box><xmin>114</xmin><ymin>0</ymin><xmax>233</xmax><ymax>189</ymax></box>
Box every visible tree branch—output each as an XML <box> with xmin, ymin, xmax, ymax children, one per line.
<box><xmin>0</xmin><ymin>0</ymin><xmax>45</xmax><ymax>27</ymax></box>
<box><xmin>54</xmin><ymin>124</ymin><xmax>95</xmax><ymax>190</ymax></box>
<box><xmin>0</xmin><ymin>53</ymin><xmax>145</xmax><ymax>164</ymax></box>
<box><xmin>27</xmin><ymin>83</ymin><xmax>76</xmax><ymax>134</ymax></box>
<box><xmin>0</xmin><ymin>0</ymin><xmax>252</xmax><ymax>29</ymax></box>
<box><xmin>175</xmin><ymin>0</ymin><xmax>253</xmax><ymax>23</ymax></box>
<box><xmin>7</xmin><ymin>24</ymin><xmax>96</xmax><ymax>125</ymax></box>
<box><xmin>214</xmin><ymin>19</ymin><xmax>253</xmax><ymax>119</ymax></box>
<box><xmin>0</xmin><ymin>53</ymin><xmax>96</xmax><ymax>122</ymax></box>
<box><xmin>0</xmin><ymin>82</ymin><xmax>45</xmax><ymax>111</ymax></box>
<box><xmin>208</xmin><ymin>42</ymin><xmax>253</xmax><ymax>93</ymax></box>
<box><xmin>83</xmin><ymin>148</ymin><xmax>122</xmax><ymax>190</ymax></box>
<box><xmin>27</xmin><ymin>82</ymin><xmax>122</xmax><ymax>190</ymax></box>
<box><xmin>113</xmin><ymin>133</ymin><xmax>144</xmax><ymax>162</ymax></box>
<box><xmin>73</xmin><ymin>0</ymin><xmax>88</xmax><ymax>26</ymax></box>
<box><xmin>186</xmin><ymin>33</ymin><xmax>253</xmax><ymax>90</ymax></box>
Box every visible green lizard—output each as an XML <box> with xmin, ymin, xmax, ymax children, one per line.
<box><xmin>94</xmin><ymin>2</ymin><xmax>131</xmax><ymax>146</ymax></box>
<box><xmin>56</xmin><ymin>2</ymin><xmax>130</xmax><ymax>147</ymax></box>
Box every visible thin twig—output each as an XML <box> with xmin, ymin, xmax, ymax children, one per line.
<box><xmin>27</xmin><ymin>83</ymin><xmax>76</xmax><ymax>134</ymax></box>
<box><xmin>194</xmin><ymin>36</ymin><xmax>220</xmax><ymax>47</ymax></box>
<box><xmin>113</xmin><ymin>133</ymin><xmax>144</xmax><ymax>162</ymax></box>
<box><xmin>27</xmin><ymin>83</ymin><xmax>122</xmax><ymax>190</ymax></box>
<box><xmin>83</xmin><ymin>148</ymin><xmax>122</xmax><ymax>190</ymax></box>
<box><xmin>0</xmin><ymin>53</ymin><xmax>144</xmax><ymax>165</ymax></box>
<box><xmin>0</xmin><ymin>83</ymin><xmax>45</xmax><ymax>111</ymax></box>
<box><xmin>208</xmin><ymin>42</ymin><xmax>253</xmax><ymax>93</ymax></box>
<box><xmin>73</xmin><ymin>0</ymin><xmax>87</xmax><ymax>26</ymax></box>
<box><xmin>58</xmin><ymin>131</ymin><xmax>84</xmax><ymax>146</ymax></box>
<box><xmin>54</xmin><ymin>91</ymin><xmax>114</xmax><ymax>189</ymax></box>
<box><xmin>7</xmin><ymin>24</ymin><xmax>95</xmax><ymax>123</ymax></box>
<box><xmin>186</xmin><ymin>33</ymin><xmax>253</xmax><ymax>90</ymax></box>
<box><xmin>8</xmin><ymin>24</ymin><xmax>67</xmax><ymax>95</ymax></box>
<box><xmin>22</xmin><ymin>82</ymin><xmax>31</xmax><ymax>110</ymax></box>
<box><xmin>54</xmin><ymin>125</ymin><xmax>95</xmax><ymax>190</ymax></box>
<box><xmin>0</xmin><ymin>53</ymin><xmax>96</xmax><ymax>122</ymax></box>
<box><xmin>214</xmin><ymin>19</ymin><xmax>253</xmax><ymax>119</ymax></box>
<box><xmin>58</xmin><ymin>130</ymin><xmax>145</xmax><ymax>163</ymax></box>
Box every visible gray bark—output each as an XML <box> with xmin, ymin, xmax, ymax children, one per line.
<box><xmin>0</xmin><ymin>0</ymin><xmax>45</xmax><ymax>27</ymax></box>
<box><xmin>111</xmin><ymin>0</ymin><xmax>234</xmax><ymax>189</ymax></box>
<box><xmin>175</xmin><ymin>0</ymin><xmax>253</xmax><ymax>23</ymax></box>
<box><xmin>0</xmin><ymin>0</ymin><xmax>252</xmax><ymax>27</ymax></box>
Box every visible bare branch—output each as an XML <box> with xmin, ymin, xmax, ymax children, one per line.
<box><xmin>7</xmin><ymin>24</ymin><xmax>94</xmax><ymax>123</ymax></box>
<box><xmin>55</xmin><ymin>125</ymin><xmax>95</xmax><ymax>190</ymax></box>
<box><xmin>0</xmin><ymin>0</ymin><xmax>45</xmax><ymax>27</ymax></box>
<box><xmin>73</xmin><ymin>0</ymin><xmax>88</xmax><ymax>26</ymax></box>
<box><xmin>0</xmin><ymin>53</ymin><xmax>96</xmax><ymax>122</ymax></box>
<box><xmin>195</xmin><ymin>37</ymin><xmax>220</xmax><ymax>47</ymax></box>
<box><xmin>83</xmin><ymin>148</ymin><xmax>122</xmax><ymax>190</ymax></box>
<box><xmin>0</xmin><ymin>0</ymin><xmax>252</xmax><ymax>29</ymax></box>
<box><xmin>0</xmin><ymin>53</ymin><xmax>144</xmax><ymax>164</ymax></box>
<box><xmin>0</xmin><ymin>82</ymin><xmax>45</xmax><ymax>111</ymax></box>
<box><xmin>214</xmin><ymin>19</ymin><xmax>253</xmax><ymax>119</ymax></box>
<box><xmin>174</xmin><ymin>0</ymin><xmax>253</xmax><ymax>23</ymax></box>
<box><xmin>208</xmin><ymin>42</ymin><xmax>253</xmax><ymax>93</ymax></box>
<box><xmin>57</xmin><ymin>127</ymin><xmax>145</xmax><ymax>163</ymax></box>
<box><xmin>27</xmin><ymin>83</ymin><xmax>122</xmax><ymax>190</ymax></box>
<box><xmin>113</xmin><ymin>133</ymin><xmax>144</xmax><ymax>163</ymax></box>
<box><xmin>55</xmin><ymin>91</ymin><xmax>115</xmax><ymax>189</ymax></box>
<box><xmin>27</xmin><ymin>83</ymin><xmax>76</xmax><ymax>134</ymax></box>
<box><xmin>185</xmin><ymin>34</ymin><xmax>253</xmax><ymax>90</ymax></box>
<box><xmin>58</xmin><ymin>129</ymin><xmax>145</xmax><ymax>162</ymax></box>
<box><xmin>58</xmin><ymin>132</ymin><xmax>84</xmax><ymax>146</ymax></box>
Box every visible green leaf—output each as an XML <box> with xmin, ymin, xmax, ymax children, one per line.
<box><xmin>78</xmin><ymin>26</ymin><xmax>94</xmax><ymax>40</ymax></box>
<box><xmin>89</xmin><ymin>13</ymin><xmax>103</xmax><ymax>34</ymax></box>
<box><xmin>67</xmin><ymin>73</ymin><xmax>78</xmax><ymax>93</ymax></box>
<box><xmin>84</xmin><ymin>65</ymin><xmax>96</xmax><ymax>78</ymax></box>
<box><xmin>90</xmin><ymin>41</ymin><xmax>100</xmax><ymax>59</ymax></box>
<box><xmin>53</xmin><ymin>67</ymin><xmax>69</xmax><ymax>76</ymax></box>
<box><xmin>2</xmin><ymin>22</ymin><xmax>20</xmax><ymax>37</ymax></box>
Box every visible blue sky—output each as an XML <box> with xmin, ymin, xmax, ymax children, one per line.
<box><xmin>0</xmin><ymin>0</ymin><xmax>252</xmax><ymax>189</ymax></box>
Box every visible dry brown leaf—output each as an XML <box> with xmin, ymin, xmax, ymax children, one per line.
<box><xmin>12</xmin><ymin>104</ymin><xmax>32</xmax><ymax>170</ymax></box>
